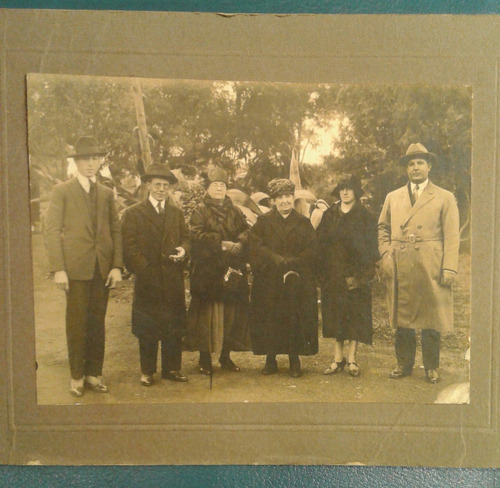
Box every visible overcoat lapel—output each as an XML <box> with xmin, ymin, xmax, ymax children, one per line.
<box><xmin>137</xmin><ymin>198</ymin><xmax>164</xmax><ymax>232</ymax></box>
<box><xmin>402</xmin><ymin>182</ymin><xmax>436</xmax><ymax>226</ymax></box>
<box><xmin>68</xmin><ymin>178</ymin><xmax>93</xmax><ymax>235</ymax></box>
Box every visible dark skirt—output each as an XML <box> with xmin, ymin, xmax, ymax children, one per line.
<box><xmin>321</xmin><ymin>279</ymin><xmax>373</xmax><ymax>345</ymax></box>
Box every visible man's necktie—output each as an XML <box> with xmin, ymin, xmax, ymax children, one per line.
<box><xmin>157</xmin><ymin>202</ymin><xmax>165</xmax><ymax>215</ymax></box>
<box><xmin>412</xmin><ymin>184</ymin><xmax>420</xmax><ymax>205</ymax></box>
<box><xmin>89</xmin><ymin>180</ymin><xmax>96</xmax><ymax>196</ymax></box>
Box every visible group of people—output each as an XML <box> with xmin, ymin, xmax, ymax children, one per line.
<box><xmin>44</xmin><ymin>136</ymin><xmax>460</xmax><ymax>398</ymax></box>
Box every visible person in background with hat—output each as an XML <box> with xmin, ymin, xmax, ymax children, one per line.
<box><xmin>317</xmin><ymin>174</ymin><xmax>379</xmax><ymax>377</ymax></box>
<box><xmin>249</xmin><ymin>178</ymin><xmax>318</xmax><ymax>378</ymax></box>
<box><xmin>121</xmin><ymin>163</ymin><xmax>190</xmax><ymax>387</ymax></box>
<box><xmin>44</xmin><ymin>136</ymin><xmax>123</xmax><ymax>397</ymax></box>
<box><xmin>186</xmin><ymin>167</ymin><xmax>251</xmax><ymax>375</ymax></box>
<box><xmin>378</xmin><ymin>143</ymin><xmax>460</xmax><ymax>384</ymax></box>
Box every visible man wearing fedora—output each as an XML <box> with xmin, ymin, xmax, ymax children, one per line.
<box><xmin>121</xmin><ymin>163</ymin><xmax>190</xmax><ymax>387</ymax></box>
<box><xmin>44</xmin><ymin>136</ymin><xmax>123</xmax><ymax>397</ymax></box>
<box><xmin>378</xmin><ymin>143</ymin><xmax>460</xmax><ymax>384</ymax></box>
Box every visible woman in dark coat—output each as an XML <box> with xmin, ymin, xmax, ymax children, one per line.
<box><xmin>249</xmin><ymin>178</ymin><xmax>318</xmax><ymax>378</ymax></box>
<box><xmin>317</xmin><ymin>174</ymin><xmax>379</xmax><ymax>377</ymax></box>
<box><xmin>186</xmin><ymin>167</ymin><xmax>251</xmax><ymax>374</ymax></box>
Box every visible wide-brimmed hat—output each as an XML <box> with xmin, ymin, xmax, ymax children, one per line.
<box><xmin>331</xmin><ymin>173</ymin><xmax>363</xmax><ymax>199</ymax></box>
<box><xmin>207</xmin><ymin>167</ymin><xmax>229</xmax><ymax>185</ymax></box>
<box><xmin>68</xmin><ymin>136</ymin><xmax>108</xmax><ymax>159</ymax></box>
<box><xmin>141</xmin><ymin>163</ymin><xmax>178</xmax><ymax>184</ymax></box>
<box><xmin>398</xmin><ymin>143</ymin><xmax>437</xmax><ymax>166</ymax></box>
<box><xmin>268</xmin><ymin>178</ymin><xmax>295</xmax><ymax>198</ymax></box>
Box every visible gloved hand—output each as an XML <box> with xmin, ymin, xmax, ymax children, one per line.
<box><xmin>229</xmin><ymin>242</ymin><xmax>243</xmax><ymax>256</ymax></box>
<box><xmin>221</xmin><ymin>240</ymin><xmax>236</xmax><ymax>253</ymax></box>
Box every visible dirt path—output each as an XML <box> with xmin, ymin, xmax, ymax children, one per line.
<box><xmin>32</xmin><ymin>235</ymin><xmax>470</xmax><ymax>405</ymax></box>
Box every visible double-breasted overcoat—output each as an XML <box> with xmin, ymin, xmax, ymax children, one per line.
<box><xmin>317</xmin><ymin>202</ymin><xmax>379</xmax><ymax>344</ymax></box>
<box><xmin>121</xmin><ymin>198</ymin><xmax>190</xmax><ymax>341</ymax></box>
<box><xmin>249</xmin><ymin>208</ymin><xmax>318</xmax><ymax>356</ymax></box>
<box><xmin>378</xmin><ymin>181</ymin><xmax>460</xmax><ymax>333</ymax></box>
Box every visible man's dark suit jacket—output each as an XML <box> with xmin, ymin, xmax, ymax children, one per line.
<box><xmin>44</xmin><ymin>177</ymin><xmax>123</xmax><ymax>280</ymax></box>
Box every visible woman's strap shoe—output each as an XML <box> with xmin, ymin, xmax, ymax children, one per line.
<box><xmin>347</xmin><ymin>361</ymin><xmax>360</xmax><ymax>377</ymax></box>
<box><xmin>323</xmin><ymin>358</ymin><xmax>346</xmax><ymax>375</ymax></box>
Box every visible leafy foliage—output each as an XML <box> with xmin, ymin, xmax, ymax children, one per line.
<box><xmin>28</xmin><ymin>75</ymin><xmax>471</xmax><ymax>238</ymax></box>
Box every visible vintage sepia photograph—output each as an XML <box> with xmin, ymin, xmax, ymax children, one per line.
<box><xmin>28</xmin><ymin>73</ymin><xmax>471</xmax><ymax>406</ymax></box>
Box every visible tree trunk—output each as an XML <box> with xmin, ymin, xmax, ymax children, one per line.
<box><xmin>131</xmin><ymin>80</ymin><xmax>152</xmax><ymax>169</ymax></box>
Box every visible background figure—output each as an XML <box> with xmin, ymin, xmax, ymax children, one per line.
<box><xmin>186</xmin><ymin>167</ymin><xmax>251</xmax><ymax>375</ymax></box>
<box><xmin>121</xmin><ymin>164</ymin><xmax>190</xmax><ymax>387</ymax></box>
<box><xmin>249</xmin><ymin>178</ymin><xmax>318</xmax><ymax>378</ymax></box>
<box><xmin>378</xmin><ymin>143</ymin><xmax>460</xmax><ymax>384</ymax></box>
<box><xmin>44</xmin><ymin>136</ymin><xmax>123</xmax><ymax>397</ymax></box>
<box><xmin>317</xmin><ymin>174</ymin><xmax>379</xmax><ymax>377</ymax></box>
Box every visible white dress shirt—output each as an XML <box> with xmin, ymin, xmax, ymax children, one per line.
<box><xmin>149</xmin><ymin>195</ymin><xmax>165</xmax><ymax>213</ymax></box>
<box><xmin>77</xmin><ymin>173</ymin><xmax>97</xmax><ymax>193</ymax></box>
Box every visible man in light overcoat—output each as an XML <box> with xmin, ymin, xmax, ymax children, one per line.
<box><xmin>378</xmin><ymin>143</ymin><xmax>460</xmax><ymax>383</ymax></box>
<box><xmin>44</xmin><ymin>136</ymin><xmax>123</xmax><ymax>397</ymax></box>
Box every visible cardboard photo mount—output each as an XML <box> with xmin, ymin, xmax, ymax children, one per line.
<box><xmin>0</xmin><ymin>10</ymin><xmax>498</xmax><ymax>466</ymax></box>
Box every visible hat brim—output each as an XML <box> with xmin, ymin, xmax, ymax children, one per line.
<box><xmin>68</xmin><ymin>151</ymin><xmax>108</xmax><ymax>159</ymax></box>
<box><xmin>141</xmin><ymin>173</ymin><xmax>178</xmax><ymax>184</ymax></box>
<box><xmin>330</xmin><ymin>184</ymin><xmax>363</xmax><ymax>198</ymax></box>
<box><xmin>398</xmin><ymin>152</ymin><xmax>437</xmax><ymax>166</ymax></box>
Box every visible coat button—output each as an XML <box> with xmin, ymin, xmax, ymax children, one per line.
<box><xmin>400</xmin><ymin>245</ymin><xmax>405</xmax><ymax>249</ymax></box>
<box><xmin>418</xmin><ymin>225</ymin><xmax>422</xmax><ymax>229</ymax></box>
<box><xmin>415</xmin><ymin>246</ymin><xmax>420</xmax><ymax>251</ymax></box>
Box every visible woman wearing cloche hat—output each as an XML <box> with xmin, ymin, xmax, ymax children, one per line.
<box><xmin>186</xmin><ymin>167</ymin><xmax>251</xmax><ymax>375</ymax></box>
<box><xmin>317</xmin><ymin>173</ymin><xmax>379</xmax><ymax>377</ymax></box>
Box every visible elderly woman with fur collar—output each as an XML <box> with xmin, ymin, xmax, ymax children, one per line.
<box><xmin>186</xmin><ymin>167</ymin><xmax>251</xmax><ymax>375</ymax></box>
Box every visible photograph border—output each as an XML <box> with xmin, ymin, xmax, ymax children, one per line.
<box><xmin>1</xmin><ymin>10</ymin><xmax>499</xmax><ymax>467</ymax></box>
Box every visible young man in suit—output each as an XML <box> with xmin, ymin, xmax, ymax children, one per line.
<box><xmin>378</xmin><ymin>143</ymin><xmax>460</xmax><ymax>384</ymax></box>
<box><xmin>45</xmin><ymin>136</ymin><xmax>123</xmax><ymax>397</ymax></box>
<box><xmin>121</xmin><ymin>164</ymin><xmax>189</xmax><ymax>387</ymax></box>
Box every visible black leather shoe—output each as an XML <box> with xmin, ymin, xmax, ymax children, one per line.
<box><xmin>163</xmin><ymin>370</ymin><xmax>188</xmax><ymax>382</ymax></box>
<box><xmin>389</xmin><ymin>365</ymin><xmax>412</xmax><ymax>379</ymax></box>
<box><xmin>219</xmin><ymin>357</ymin><xmax>241</xmax><ymax>372</ymax></box>
<box><xmin>140</xmin><ymin>375</ymin><xmax>154</xmax><ymax>386</ymax></box>
<box><xmin>262</xmin><ymin>360</ymin><xmax>278</xmax><ymax>375</ymax></box>
<box><xmin>199</xmin><ymin>363</ymin><xmax>213</xmax><ymax>375</ymax></box>
<box><xmin>425</xmin><ymin>369</ymin><xmax>439</xmax><ymax>384</ymax></box>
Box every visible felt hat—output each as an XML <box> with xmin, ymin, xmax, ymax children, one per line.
<box><xmin>398</xmin><ymin>143</ymin><xmax>437</xmax><ymax>166</ymax></box>
<box><xmin>207</xmin><ymin>167</ymin><xmax>229</xmax><ymax>184</ymax></box>
<box><xmin>68</xmin><ymin>136</ymin><xmax>107</xmax><ymax>159</ymax></box>
<box><xmin>331</xmin><ymin>173</ymin><xmax>363</xmax><ymax>199</ymax></box>
<box><xmin>140</xmin><ymin>163</ymin><xmax>178</xmax><ymax>184</ymax></box>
